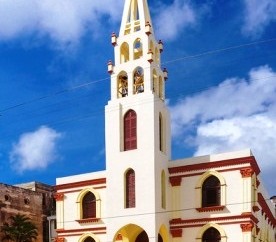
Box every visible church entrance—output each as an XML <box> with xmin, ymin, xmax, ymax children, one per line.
<box><xmin>114</xmin><ymin>224</ymin><xmax>149</xmax><ymax>242</ymax></box>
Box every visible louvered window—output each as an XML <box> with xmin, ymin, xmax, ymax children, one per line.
<box><xmin>82</xmin><ymin>192</ymin><xmax>96</xmax><ymax>219</ymax></box>
<box><xmin>126</xmin><ymin>169</ymin><xmax>135</xmax><ymax>208</ymax></box>
<box><xmin>202</xmin><ymin>227</ymin><xmax>221</xmax><ymax>242</ymax></box>
<box><xmin>202</xmin><ymin>176</ymin><xmax>221</xmax><ymax>207</ymax></box>
<box><xmin>124</xmin><ymin>110</ymin><xmax>137</xmax><ymax>150</ymax></box>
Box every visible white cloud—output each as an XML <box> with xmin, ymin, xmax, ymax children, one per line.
<box><xmin>170</xmin><ymin>65</ymin><xmax>276</xmax><ymax>193</ymax></box>
<box><xmin>154</xmin><ymin>0</ymin><xmax>197</xmax><ymax>41</ymax></box>
<box><xmin>242</xmin><ymin>0</ymin><xmax>276</xmax><ymax>37</ymax></box>
<box><xmin>10</xmin><ymin>126</ymin><xmax>62</xmax><ymax>172</ymax></box>
<box><xmin>0</xmin><ymin>0</ymin><xmax>123</xmax><ymax>47</ymax></box>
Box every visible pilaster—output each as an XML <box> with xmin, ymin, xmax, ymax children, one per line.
<box><xmin>240</xmin><ymin>168</ymin><xmax>254</xmax><ymax>213</ymax></box>
<box><xmin>170</xmin><ymin>177</ymin><xmax>181</xmax><ymax>218</ymax></box>
<box><xmin>54</xmin><ymin>193</ymin><xmax>64</xmax><ymax>229</ymax></box>
<box><xmin>240</xmin><ymin>223</ymin><xmax>254</xmax><ymax>242</ymax></box>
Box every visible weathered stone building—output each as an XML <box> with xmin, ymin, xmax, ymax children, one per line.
<box><xmin>0</xmin><ymin>181</ymin><xmax>55</xmax><ymax>242</ymax></box>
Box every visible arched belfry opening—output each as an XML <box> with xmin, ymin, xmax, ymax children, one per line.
<box><xmin>124</xmin><ymin>0</ymin><xmax>141</xmax><ymax>34</ymax></box>
<box><xmin>134</xmin><ymin>38</ymin><xmax>143</xmax><ymax>59</ymax></box>
<box><xmin>133</xmin><ymin>67</ymin><xmax>144</xmax><ymax>94</ymax></box>
<box><xmin>118</xmin><ymin>71</ymin><xmax>128</xmax><ymax>98</ymax></box>
<box><xmin>127</xmin><ymin>0</ymin><xmax>140</xmax><ymax>22</ymax></box>
<box><xmin>113</xmin><ymin>224</ymin><xmax>149</xmax><ymax>242</ymax></box>
<box><xmin>120</xmin><ymin>42</ymin><xmax>130</xmax><ymax>63</ymax></box>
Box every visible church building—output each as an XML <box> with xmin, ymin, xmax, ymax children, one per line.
<box><xmin>54</xmin><ymin>0</ymin><xmax>275</xmax><ymax>242</ymax></box>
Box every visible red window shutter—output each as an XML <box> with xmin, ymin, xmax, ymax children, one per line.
<box><xmin>126</xmin><ymin>169</ymin><xmax>135</xmax><ymax>208</ymax></box>
<box><xmin>82</xmin><ymin>192</ymin><xmax>96</xmax><ymax>218</ymax></box>
<box><xmin>124</xmin><ymin>110</ymin><xmax>137</xmax><ymax>150</ymax></box>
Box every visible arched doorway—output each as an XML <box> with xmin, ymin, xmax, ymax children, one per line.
<box><xmin>114</xmin><ymin>224</ymin><xmax>149</xmax><ymax>242</ymax></box>
<box><xmin>158</xmin><ymin>234</ymin><xmax>163</xmax><ymax>242</ymax></box>
<box><xmin>158</xmin><ymin>224</ymin><xmax>169</xmax><ymax>242</ymax></box>
<box><xmin>84</xmin><ymin>237</ymin><xmax>95</xmax><ymax>242</ymax></box>
<box><xmin>202</xmin><ymin>227</ymin><xmax>221</xmax><ymax>242</ymax></box>
<box><xmin>136</xmin><ymin>231</ymin><xmax>149</xmax><ymax>242</ymax></box>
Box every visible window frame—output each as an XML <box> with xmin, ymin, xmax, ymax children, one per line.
<box><xmin>195</xmin><ymin>171</ymin><xmax>226</xmax><ymax>212</ymax></box>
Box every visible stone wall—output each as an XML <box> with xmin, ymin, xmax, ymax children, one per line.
<box><xmin>0</xmin><ymin>182</ymin><xmax>55</xmax><ymax>242</ymax></box>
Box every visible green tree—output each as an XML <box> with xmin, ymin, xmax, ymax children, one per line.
<box><xmin>1</xmin><ymin>214</ymin><xmax>38</xmax><ymax>242</ymax></box>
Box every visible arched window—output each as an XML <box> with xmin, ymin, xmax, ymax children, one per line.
<box><xmin>161</xmin><ymin>170</ymin><xmax>166</xmax><ymax>209</ymax></box>
<box><xmin>82</xmin><ymin>192</ymin><xmax>96</xmax><ymax>219</ymax></box>
<box><xmin>155</xmin><ymin>47</ymin><xmax>159</xmax><ymax>64</ymax></box>
<box><xmin>159</xmin><ymin>76</ymin><xmax>164</xmax><ymax>100</ymax></box>
<box><xmin>118</xmin><ymin>72</ymin><xmax>128</xmax><ymax>98</ymax></box>
<box><xmin>134</xmin><ymin>38</ymin><xmax>143</xmax><ymax>59</ymax></box>
<box><xmin>202</xmin><ymin>176</ymin><xmax>221</xmax><ymax>207</ymax></box>
<box><xmin>125</xmin><ymin>169</ymin><xmax>135</xmax><ymax>208</ymax></box>
<box><xmin>202</xmin><ymin>227</ymin><xmax>221</xmax><ymax>242</ymax></box>
<box><xmin>133</xmin><ymin>67</ymin><xmax>144</xmax><ymax>94</ymax></box>
<box><xmin>159</xmin><ymin>113</ymin><xmax>165</xmax><ymax>152</ymax></box>
<box><xmin>120</xmin><ymin>42</ymin><xmax>130</xmax><ymax>63</ymax></box>
<box><xmin>124</xmin><ymin>110</ymin><xmax>137</xmax><ymax>150</ymax></box>
<box><xmin>152</xmin><ymin>69</ymin><xmax>158</xmax><ymax>93</ymax></box>
<box><xmin>84</xmin><ymin>237</ymin><xmax>96</xmax><ymax>242</ymax></box>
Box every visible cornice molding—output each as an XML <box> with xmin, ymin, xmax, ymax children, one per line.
<box><xmin>56</xmin><ymin>226</ymin><xmax>106</xmax><ymax>234</ymax></box>
<box><xmin>170</xmin><ymin>213</ymin><xmax>258</xmax><ymax>227</ymax></box>
<box><xmin>169</xmin><ymin>156</ymin><xmax>260</xmax><ymax>175</ymax></box>
<box><xmin>55</xmin><ymin>178</ymin><xmax>106</xmax><ymax>191</ymax></box>
<box><xmin>258</xmin><ymin>193</ymin><xmax>276</xmax><ymax>227</ymax></box>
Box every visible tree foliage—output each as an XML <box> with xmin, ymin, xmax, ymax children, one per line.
<box><xmin>1</xmin><ymin>214</ymin><xmax>38</xmax><ymax>242</ymax></box>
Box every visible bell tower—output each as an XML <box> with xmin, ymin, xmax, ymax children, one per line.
<box><xmin>105</xmin><ymin>0</ymin><xmax>171</xmax><ymax>241</ymax></box>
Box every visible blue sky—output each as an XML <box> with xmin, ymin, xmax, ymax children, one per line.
<box><xmin>0</xmin><ymin>0</ymin><xmax>275</xmax><ymax>196</ymax></box>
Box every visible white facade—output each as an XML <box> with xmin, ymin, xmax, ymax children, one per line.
<box><xmin>55</xmin><ymin>1</ymin><xmax>275</xmax><ymax>242</ymax></box>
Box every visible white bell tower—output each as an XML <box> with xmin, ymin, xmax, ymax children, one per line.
<box><xmin>105</xmin><ymin>0</ymin><xmax>171</xmax><ymax>241</ymax></box>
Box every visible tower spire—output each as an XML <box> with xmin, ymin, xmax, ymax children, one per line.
<box><xmin>120</xmin><ymin>0</ymin><xmax>153</xmax><ymax>36</ymax></box>
<box><xmin>105</xmin><ymin>0</ymin><xmax>171</xmax><ymax>240</ymax></box>
<box><xmin>108</xmin><ymin>0</ymin><xmax>167</xmax><ymax>101</ymax></box>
